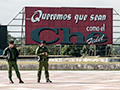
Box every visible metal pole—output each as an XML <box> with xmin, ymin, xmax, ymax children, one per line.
<box><xmin>94</xmin><ymin>45</ymin><xmax>96</xmax><ymax>56</ymax></box>
<box><xmin>21</xmin><ymin>8</ymin><xmax>25</xmax><ymax>55</ymax></box>
<box><xmin>105</xmin><ymin>45</ymin><xmax>107</xmax><ymax>56</ymax></box>
<box><xmin>60</xmin><ymin>45</ymin><xmax>62</xmax><ymax>55</ymax></box>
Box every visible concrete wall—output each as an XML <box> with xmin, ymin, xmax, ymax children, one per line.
<box><xmin>1</xmin><ymin>64</ymin><xmax>120</xmax><ymax>70</ymax></box>
<box><xmin>49</xmin><ymin>58</ymin><xmax>108</xmax><ymax>62</ymax></box>
<box><xmin>1</xmin><ymin>58</ymin><xmax>120</xmax><ymax>70</ymax></box>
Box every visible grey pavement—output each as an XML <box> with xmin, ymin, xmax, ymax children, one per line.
<box><xmin>0</xmin><ymin>70</ymin><xmax>120</xmax><ymax>90</ymax></box>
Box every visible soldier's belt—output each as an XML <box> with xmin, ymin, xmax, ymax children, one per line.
<box><xmin>38</xmin><ymin>58</ymin><xmax>47</xmax><ymax>61</ymax></box>
<box><xmin>41</xmin><ymin>59</ymin><xmax>47</xmax><ymax>61</ymax></box>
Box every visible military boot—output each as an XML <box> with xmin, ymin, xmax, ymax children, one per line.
<box><xmin>37</xmin><ymin>80</ymin><xmax>40</xmax><ymax>83</ymax></box>
<box><xmin>46</xmin><ymin>79</ymin><xmax>52</xmax><ymax>83</ymax></box>
<box><xmin>19</xmin><ymin>78</ymin><xmax>24</xmax><ymax>83</ymax></box>
<box><xmin>9</xmin><ymin>78</ymin><xmax>14</xmax><ymax>83</ymax></box>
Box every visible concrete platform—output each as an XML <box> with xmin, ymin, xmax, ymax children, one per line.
<box><xmin>0</xmin><ymin>71</ymin><xmax>120</xmax><ymax>90</ymax></box>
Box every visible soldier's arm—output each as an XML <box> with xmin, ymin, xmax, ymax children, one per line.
<box><xmin>47</xmin><ymin>48</ymin><xmax>49</xmax><ymax>55</ymax></box>
<box><xmin>44</xmin><ymin>47</ymin><xmax>49</xmax><ymax>56</ymax></box>
<box><xmin>35</xmin><ymin>47</ymin><xmax>44</xmax><ymax>56</ymax></box>
<box><xmin>16</xmin><ymin>48</ymin><xmax>19</xmax><ymax>58</ymax></box>
<box><xmin>3</xmin><ymin>48</ymin><xmax>8</xmax><ymax>59</ymax></box>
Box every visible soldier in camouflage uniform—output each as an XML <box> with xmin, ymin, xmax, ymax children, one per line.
<box><xmin>35</xmin><ymin>40</ymin><xmax>52</xmax><ymax>83</ymax></box>
<box><xmin>3</xmin><ymin>41</ymin><xmax>24</xmax><ymax>83</ymax></box>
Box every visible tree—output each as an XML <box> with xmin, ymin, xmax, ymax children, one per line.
<box><xmin>82</xmin><ymin>45</ymin><xmax>112</xmax><ymax>56</ymax></box>
<box><xmin>62</xmin><ymin>45</ymin><xmax>83</xmax><ymax>57</ymax></box>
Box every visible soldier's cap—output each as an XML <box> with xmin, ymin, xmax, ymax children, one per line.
<box><xmin>41</xmin><ymin>40</ymin><xmax>46</xmax><ymax>44</ymax></box>
<box><xmin>9</xmin><ymin>40</ymin><xmax>14</xmax><ymax>44</ymax></box>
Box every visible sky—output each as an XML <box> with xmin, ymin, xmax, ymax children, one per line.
<box><xmin>0</xmin><ymin>0</ymin><xmax>120</xmax><ymax>25</ymax></box>
<box><xmin>0</xmin><ymin>0</ymin><xmax>120</xmax><ymax>43</ymax></box>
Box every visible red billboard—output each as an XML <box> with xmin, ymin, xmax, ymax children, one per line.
<box><xmin>25</xmin><ymin>7</ymin><xmax>113</xmax><ymax>45</ymax></box>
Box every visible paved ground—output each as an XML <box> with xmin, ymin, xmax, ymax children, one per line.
<box><xmin>0</xmin><ymin>71</ymin><xmax>120</xmax><ymax>90</ymax></box>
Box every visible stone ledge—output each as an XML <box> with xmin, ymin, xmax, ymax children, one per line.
<box><xmin>49</xmin><ymin>58</ymin><xmax>108</xmax><ymax>62</ymax></box>
<box><xmin>1</xmin><ymin>64</ymin><xmax>120</xmax><ymax>70</ymax></box>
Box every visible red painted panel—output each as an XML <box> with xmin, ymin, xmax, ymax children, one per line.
<box><xmin>25</xmin><ymin>7</ymin><xmax>113</xmax><ymax>45</ymax></box>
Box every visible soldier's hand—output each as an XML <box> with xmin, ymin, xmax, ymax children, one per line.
<box><xmin>42</xmin><ymin>53</ymin><xmax>45</xmax><ymax>55</ymax></box>
<box><xmin>42</xmin><ymin>52</ymin><xmax>48</xmax><ymax>55</ymax></box>
<box><xmin>45</xmin><ymin>52</ymin><xmax>48</xmax><ymax>55</ymax></box>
